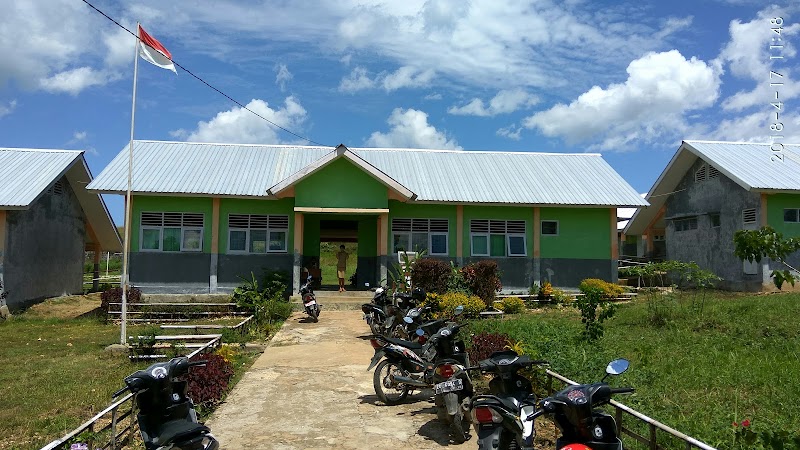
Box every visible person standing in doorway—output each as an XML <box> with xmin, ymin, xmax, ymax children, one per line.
<box><xmin>336</xmin><ymin>245</ymin><xmax>349</xmax><ymax>292</ymax></box>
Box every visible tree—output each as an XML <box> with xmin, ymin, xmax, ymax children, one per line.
<box><xmin>733</xmin><ymin>226</ymin><xmax>800</xmax><ymax>289</ymax></box>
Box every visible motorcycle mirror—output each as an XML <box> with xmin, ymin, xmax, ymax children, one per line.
<box><xmin>416</xmin><ymin>328</ymin><xmax>425</xmax><ymax>336</ymax></box>
<box><xmin>606</xmin><ymin>358</ymin><xmax>630</xmax><ymax>376</ymax></box>
<box><xmin>454</xmin><ymin>305</ymin><xmax>464</xmax><ymax>316</ymax></box>
<box><xmin>404</xmin><ymin>317</ymin><xmax>414</xmax><ymax>324</ymax></box>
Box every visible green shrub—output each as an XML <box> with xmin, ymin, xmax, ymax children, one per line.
<box><xmin>575</xmin><ymin>285</ymin><xmax>616</xmax><ymax>341</ymax></box>
<box><xmin>498</xmin><ymin>296</ymin><xmax>525</xmax><ymax>314</ymax></box>
<box><xmin>579</xmin><ymin>278</ymin><xmax>624</xmax><ymax>299</ymax></box>
<box><xmin>462</xmin><ymin>260</ymin><xmax>502</xmax><ymax>307</ymax></box>
<box><xmin>233</xmin><ymin>272</ymin><xmax>291</xmax><ymax>328</ymax></box>
<box><xmin>551</xmin><ymin>288</ymin><xmax>572</xmax><ymax>305</ymax></box>
<box><xmin>411</xmin><ymin>258</ymin><xmax>452</xmax><ymax>294</ymax></box>
<box><xmin>425</xmin><ymin>292</ymin><xmax>485</xmax><ymax>319</ymax></box>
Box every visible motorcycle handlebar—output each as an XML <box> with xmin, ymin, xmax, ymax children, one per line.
<box><xmin>610</xmin><ymin>387</ymin><xmax>635</xmax><ymax>394</ymax></box>
<box><xmin>188</xmin><ymin>360</ymin><xmax>207</xmax><ymax>367</ymax></box>
<box><xmin>112</xmin><ymin>386</ymin><xmax>129</xmax><ymax>398</ymax></box>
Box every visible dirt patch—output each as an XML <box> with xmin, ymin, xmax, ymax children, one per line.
<box><xmin>24</xmin><ymin>293</ymin><xmax>103</xmax><ymax>319</ymax></box>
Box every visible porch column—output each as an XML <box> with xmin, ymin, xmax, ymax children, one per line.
<box><xmin>610</xmin><ymin>208</ymin><xmax>618</xmax><ymax>282</ymax></box>
<box><xmin>210</xmin><ymin>198</ymin><xmax>220</xmax><ymax>293</ymax></box>
<box><xmin>456</xmin><ymin>205</ymin><xmax>463</xmax><ymax>265</ymax></box>
<box><xmin>85</xmin><ymin>221</ymin><xmax>101</xmax><ymax>292</ymax></box>
<box><xmin>0</xmin><ymin>210</ymin><xmax>6</xmax><ymax>295</ymax></box>
<box><xmin>378</xmin><ymin>212</ymin><xmax>389</xmax><ymax>287</ymax></box>
<box><xmin>293</xmin><ymin>212</ymin><xmax>304</xmax><ymax>294</ymax></box>
<box><xmin>533</xmin><ymin>207</ymin><xmax>540</xmax><ymax>285</ymax></box>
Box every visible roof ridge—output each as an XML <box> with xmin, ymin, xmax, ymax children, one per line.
<box><xmin>0</xmin><ymin>147</ymin><xmax>83</xmax><ymax>153</ymax></box>
<box><xmin>353</xmin><ymin>147</ymin><xmax>602</xmax><ymax>156</ymax></box>
<box><xmin>133</xmin><ymin>139</ymin><xmax>333</xmax><ymax>150</ymax></box>
<box><xmin>684</xmin><ymin>139</ymin><xmax>800</xmax><ymax>146</ymax></box>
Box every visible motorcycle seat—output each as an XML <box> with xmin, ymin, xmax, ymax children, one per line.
<box><xmin>385</xmin><ymin>336</ymin><xmax>423</xmax><ymax>349</ymax></box>
<box><xmin>156</xmin><ymin>419</ymin><xmax>211</xmax><ymax>445</ymax></box>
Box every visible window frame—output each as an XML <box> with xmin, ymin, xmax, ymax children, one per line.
<box><xmin>784</xmin><ymin>208</ymin><xmax>800</xmax><ymax>223</ymax></box>
<box><xmin>507</xmin><ymin>234</ymin><xmax>527</xmax><ymax>257</ymax></box>
<box><xmin>469</xmin><ymin>219</ymin><xmax>527</xmax><ymax>257</ymax></box>
<box><xmin>470</xmin><ymin>233</ymin><xmax>490</xmax><ymax>256</ymax></box>
<box><xmin>391</xmin><ymin>218</ymin><xmax>449</xmax><ymax>255</ymax></box>
<box><xmin>226</xmin><ymin>214</ymin><xmax>289</xmax><ymax>255</ymax></box>
<box><xmin>673</xmin><ymin>216</ymin><xmax>698</xmax><ymax>232</ymax></box>
<box><xmin>139</xmin><ymin>212</ymin><xmax>205</xmax><ymax>253</ymax></box>
<box><xmin>541</xmin><ymin>220</ymin><xmax>559</xmax><ymax>236</ymax></box>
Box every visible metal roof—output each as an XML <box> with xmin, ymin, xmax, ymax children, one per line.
<box><xmin>624</xmin><ymin>140</ymin><xmax>800</xmax><ymax>236</ymax></box>
<box><xmin>88</xmin><ymin>140</ymin><xmax>648</xmax><ymax>207</ymax></box>
<box><xmin>0</xmin><ymin>148</ymin><xmax>82</xmax><ymax>207</ymax></box>
<box><xmin>683</xmin><ymin>140</ymin><xmax>800</xmax><ymax>191</ymax></box>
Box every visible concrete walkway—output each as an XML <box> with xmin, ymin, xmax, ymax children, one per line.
<box><xmin>205</xmin><ymin>310</ymin><xmax>473</xmax><ymax>449</ymax></box>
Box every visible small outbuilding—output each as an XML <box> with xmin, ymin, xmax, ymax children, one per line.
<box><xmin>0</xmin><ymin>148</ymin><xmax>122</xmax><ymax>310</ymax></box>
<box><xmin>623</xmin><ymin>140</ymin><xmax>800</xmax><ymax>291</ymax></box>
<box><xmin>87</xmin><ymin>141</ymin><xmax>647</xmax><ymax>294</ymax></box>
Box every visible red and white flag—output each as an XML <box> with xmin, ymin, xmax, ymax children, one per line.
<box><xmin>138</xmin><ymin>24</ymin><xmax>176</xmax><ymax>73</ymax></box>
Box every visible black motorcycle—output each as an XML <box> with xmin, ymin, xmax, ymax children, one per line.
<box><xmin>468</xmin><ymin>350</ymin><xmax>549</xmax><ymax>450</ymax></box>
<box><xmin>367</xmin><ymin>306</ymin><xmax>468</xmax><ymax>405</ymax></box>
<box><xmin>362</xmin><ymin>285</ymin><xmax>390</xmax><ymax>336</ymax></box>
<box><xmin>527</xmin><ymin>358</ymin><xmax>634</xmax><ymax>450</ymax></box>
<box><xmin>113</xmin><ymin>356</ymin><xmax>219</xmax><ymax>450</ymax></box>
<box><xmin>299</xmin><ymin>275</ymin><xmax>320</xmax><ymax>322</ymax></box>
<box><xmin>433</xmin><ymin>359</ymin><xmax>474</xmax><ymax>443</ymax></box>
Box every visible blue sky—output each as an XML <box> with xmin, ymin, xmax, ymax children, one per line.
<box><xmin>1</xmin><ymin>0</ymin><xmax>798</xmax><ymax>226</ymax></box>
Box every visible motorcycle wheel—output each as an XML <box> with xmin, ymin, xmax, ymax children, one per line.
<box><xmin>449</xmin><ymin>409</ymin><xmax>469</xmax><ymax>444</ymax></box>
<box><xmin>369</xmin><ymin>316</ymin><xmax>383</xmax><ymax>336</ymax></box>
<box><xmin>312</xmin><ymin>307</ymin><xmax>319</xmax><ymax>322</ymax></box>
<box><xmin>373</xmin><ymin>359</ymin><xmax>409</xmax><ymax>405</ymax></box>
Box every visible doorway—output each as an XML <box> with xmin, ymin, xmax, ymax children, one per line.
<box><xmin>319</xmin><ymin>220</ymin><xmax>358</xmax><ymax>290</ymax></box>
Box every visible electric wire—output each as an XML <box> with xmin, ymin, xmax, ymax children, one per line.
<box><xmin>80</xmin><ymin>0</ymin><xmax>327</xmax><ymax>147</ymax></box>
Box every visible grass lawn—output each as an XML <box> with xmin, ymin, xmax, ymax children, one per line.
<box><xmin>468</xmin><ymin>291</ymin><xmax>800</xmax><ymax>450</ymax></box>
<box><xmin>318</xmin><ymin>242</ymin><xmax>358</xmax><ymax>288</ymax></box>
<box><xmin>0</xmin><ymin>297</ymin><xmax>263</xmax><ymax>450</ymax></box>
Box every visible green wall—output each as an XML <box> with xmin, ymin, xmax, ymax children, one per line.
<box><xmin>388</xmin><ymin>201</ymin><xmax>458</xmax><ymax>256</ymax></box>
<box><xmin>767</xmin><ymin>193</ymin><xmax>800</xmax><ymax>237</ymax></box>
<box><xmin>357</xmin><ymin>216</ymin><xmax>378</xmax><ymax>257</ymax></box>
<box><xmin>540</xmin><ymin>207</ymin><xmax>611</xmax><ymax>259</ymax></box>
<box><xmin>295</xmin><ymin>159</ymin><xmax>388</xmax><ymax>209</ymax></box>
<box><xmin>463</xmin><ymin>205</ymin><xmax>534</xmax><ymax>257</ymax></box>
<box><xmin>303</xmin><ymin>216</ymin><xmax>321</xmax><ymax>257</ymax></box>
<box><xmin>219</xmin><ymin>198</ymin><xmax>295</xmax><ymax>253</ymax></box>
<box><xmin>301</xmin><ymin>214</ymin><xmax>377</xmax><ymax>257</ymax></box>
<box><xmin>132</xmin><ymin>196</ymin><xmax>214</xmax><ymax>253</ymax></box>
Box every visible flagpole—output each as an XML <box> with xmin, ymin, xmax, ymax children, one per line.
<box><xmin>120</xmin><ymin>23</ymin><xmax>141</xmax><ymax>345</ymax></box>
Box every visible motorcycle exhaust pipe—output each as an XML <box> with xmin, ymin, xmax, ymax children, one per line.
<box><xmin>391</xmin><ymin>374</ymin><xmax>429</xmax><ymax>387</ymax></box>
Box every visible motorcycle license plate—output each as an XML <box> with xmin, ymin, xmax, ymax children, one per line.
<box><xmin>434</xmin><ymin>378</ymin><xmax>463</xmax><ymax>394</ymax></box>
<box><xmin>305</xmin><ymin>300</ymin><xmax>316</xmax><ymax>306</ymax></box>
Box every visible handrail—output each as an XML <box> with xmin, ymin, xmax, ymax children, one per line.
<box><xmin>40</xmin><ymin>393</ymin><xmax>135</xmax><ymax>450</ymax></box>
<box><xmin>544</xmin><ymin>369</ymin><xmax>717</xmax><ymax>450</ymax></box>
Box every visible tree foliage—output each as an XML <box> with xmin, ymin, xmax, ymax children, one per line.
<box><xmin>734</xmin><ymin>226</ymin><xmax>800</xmax><ymax>289</ymax></box>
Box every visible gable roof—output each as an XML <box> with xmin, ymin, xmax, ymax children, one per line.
<box><xmin>0</xmin><ymin>147</ymin><xmax>122</xmax><ymax>251</ymax></box>
<box><xmin>87</xmin><ymin>140</ymin><xmax>648</xmax><ymax>207</ymax></box>
<box><xmin>624</xmin><ymin>140</ymin><xmax>800</xmax><ymax>235</ymax></box>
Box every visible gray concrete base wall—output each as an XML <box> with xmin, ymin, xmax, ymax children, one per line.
<box><xmin>539</xmin><ymin>258</ymin><xmax>614</xmax><ymax>288</ymax></box>
<box><xmin>4</xmin><ymin>178</ymin><xmax>85</xmax><ymax>310</ymax></box>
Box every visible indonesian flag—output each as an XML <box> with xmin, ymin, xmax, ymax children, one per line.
<box><xmin>138</xmin><ymin>24</ymin><xmax>176</xmax><ymax>73</ymax></box>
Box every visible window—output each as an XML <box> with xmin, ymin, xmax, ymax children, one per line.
<box><xmin>391</xmin><ymin>218</ymin><xmax>449</xmax><ymax>255</ymax></box>
<box><xmin>470</xmin><ymin>219</ymin><xmax>527</xmax><ymax>257</ymax></box>
<box><xmin>541</xmin><ymin>220</ymin><xmax>559</xmax><ymax>236</ymax></box>
<box><xmin>673</xmin><ymin>216</ymin><xmax>698</xmax><ymax>231</ymax></box>
<box><xmin>784</xmin><ymin>208</ymin><xmax>799</xmax><ymax>223</ymax></box>
<box><xmin>742</xmin><ymin>208</ymin><xmax>757</xmax><ymax>225</ymax></box>
<box><xmin>228</xmin><ymin>214</ymin><xmax>289</xmax><ymax>254</ymax></box>
<box><xmin>710</xmin><ymin>213</ymin><xmax>721</xmax><ymax>228</ymax></box>
<box><xmin>141</xmin><ymin>212</ymin><xmax>204</xmax><ymax>252</ymax></box>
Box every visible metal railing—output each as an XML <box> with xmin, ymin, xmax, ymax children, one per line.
<box><xmin>544</xmin><ymin>370</ymin><xmax>717</xmax><ymax>450</ymax></box>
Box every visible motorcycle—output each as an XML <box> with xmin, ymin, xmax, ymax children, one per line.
<box><xmin>112</xmin><ymin>356</ymin><xmax>219</xmax><ymax>450</ymax></box>
<box><xmin>468</xmin><ymin>350</ymin><xmax>549</xmax><ymax>450</ymax></box>
<box><xmin>527</xmin><ymin>358</ymin><xmax>634</xmax><ymax>450</ymax></box>
<box><xmin>432</xmin><ymin>359</ymin><xmax>474</xmax><ymax>444</ymax></box>
<box><xmin>299</xmin><ymin>275</ymin><xmax>320</xmax><ymax>322</ymax></box>
<box><xmin>362</xmin><ymin>285</ymin><xmax>390</xmax><ymax>336</ymax></box>
<box><xmin>367</xmin><ymin>305</ymin><xmax>468</xmax><ymax>405</ymax></box>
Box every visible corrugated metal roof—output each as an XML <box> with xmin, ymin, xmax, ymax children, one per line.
<box><xmin>683</xmin><ymin>141</ymin><xmax>800</xmax><ymax>191</ymax></box>
<box><xmin>88</xmin><ymin>140</ymin><xmax>648</xmax><ymax>207</ymax></box>
<box><xmin>0</xmin><ymin>148</ymin><xmax>82</xmax><ymax>207</ymax></box>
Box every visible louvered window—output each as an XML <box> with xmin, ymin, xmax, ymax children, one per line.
<box><xmin>391</xmin><ymin>218</ymin><xmax>449</xmax><ymax>255</ymax></box>
<box><xmin>708</xmin><ymin>166</ymin><xmax>720</xmax><ymax>179</ymax></box>
<box><xmin>140</xmin><ymin>212</ymin><xmax>204</xmax><ymax>252</ymax></box>
<box><xmin>470</xmin><ymin>219</ymin><xmax>527</xmax><ymax>257</ymax></box>
<box><xmin>695</xmin><ymin>165</ymin><xmax>707</xmax><ymax>182</ymax></box>
<box><xmin>47</xmin><ymin>180</ymin><xmax>65</xmax><ymax>196</ymax></box>
<box><xmin>742</xmin><ymin>209</ymin><xmax>757</xmax><ymax>225</ymax></box>
<box><xmin>228</xmin><ymin>214</ymin><xmax>289</xmax><ymax>254</ymax></box>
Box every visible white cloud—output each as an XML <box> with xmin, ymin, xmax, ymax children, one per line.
<box><xmin>0</xmin><ymin>0</ymin><xmax>128</xmax><ymax>94</ymax></box>
<box><xmin>275</xmin><ymin>64</ymin><xmax>293</xmax><ymax>91</ymax></box>
<box><xmin>718</xmin><ymin>7</ymin><xmax>800</xmax><ymax>112</ymax></box>
<box><xmin>172</xmin><ymin>97</ymin><xmax>308</xmax><ymax>145</ymax></box>
<box><xmin>448</xmin><ymin>89</ymin><xmax>539</xmax><ymax>116</ymax></box>
<box><xmin>381</xmin><ymin>66</ymin><xmax>435</xmax><ymax>91</ymax></box>
<box><xmin>339</xmin><ymin>67</ymin><xmax>375</xmax><ymax>92</ymax></box>
<box><xmin>0</xmin><ymin>100</ymin><xmax>17</xmax><ymax>118</ymax></box>
<box><xmin>73</xmin><ymin>131</ymin><xmax>87</xmax><ymax>141</ymax></box>
<box><xmin>497</xmin><ymin>124</ymin><xmax>523</xmax><ymax>141</ymax></box>
<box><xmin>340</xmin><ymin>54</ymin><xmax>353</xmax><ymax>66</ymax></box>
<box><xmin>523</xmin><ymin>50</ymin><xmax>721</xmax><ymax>150</ymax></box>
<box><xmin>366</xmin><ymin>108</ymin><xmax>461</xmax><ymax>150</ymax></box>
<box><xmin>708</xmin><ymin>111</ymin><xmax>800</xmax><ymax>143</ymax></box>
<box><xmin>424</xmin><ymin>93</ymin><xmax>442</xmax><ymax>100</ymax></box>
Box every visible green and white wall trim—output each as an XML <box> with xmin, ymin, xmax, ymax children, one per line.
<box><xmin>87</xmin><ymin>141</ymin><xmax>647</xmax><ymax>294</ymax></box>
